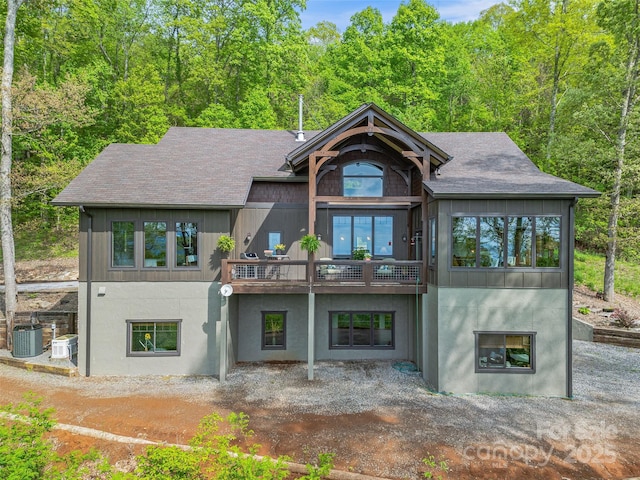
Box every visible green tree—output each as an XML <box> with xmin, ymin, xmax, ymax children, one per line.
<box><xmin>2</xmin><ymin>0</ymin><xmax>27</xmax><ymax>349</ymax></box>
<box><xmin>596</xmin><ymin>0</ymin><xmax>640</xmax><ymax>301</ymax></box>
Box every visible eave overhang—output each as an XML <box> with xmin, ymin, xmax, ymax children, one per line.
<box><xmin>285</xmin><ymin>103</ymin><xmax>452</xmax><ymax>172</ymax></box>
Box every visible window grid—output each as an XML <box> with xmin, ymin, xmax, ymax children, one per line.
<box><xmin>451</xmin><ymin>215</ymin><xmax>561</xmax><ymax>269</ymax></box>
<box><xmin>330</xmin><ymin>311</ymin><xmax>394</xmax><ymax>349</ymax></box>
<box><xmin>127</xmin><ymin>320</ymin><xmax>181</xmax><ymax>357</ymax></box>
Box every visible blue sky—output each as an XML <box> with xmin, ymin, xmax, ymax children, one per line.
<box><xmin>299</xmin><ymin>0</ymin><xmax>498</xmax><ymax>31</ymax></box>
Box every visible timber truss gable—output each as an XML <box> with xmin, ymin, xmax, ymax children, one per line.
<box><xmin>285</xmin><ymin>103</ymin><xmax>452</xmax><ymax>238</ymax></box>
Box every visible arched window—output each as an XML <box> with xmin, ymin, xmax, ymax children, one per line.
<box><xmin>343</xmin><ymin>162</ymin><xmax>383</xmax><ymax>197</ymax></box>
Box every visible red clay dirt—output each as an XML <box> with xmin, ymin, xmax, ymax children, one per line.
<box><xmin>1</xmin><ymin>372</ymin><xmax>639</xmax><ymax>480</ymax></box>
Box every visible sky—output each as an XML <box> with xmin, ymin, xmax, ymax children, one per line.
<box><xmin>299</xmin><ymin>0</ymin><xmax>499</xmax><ymax>31</ymax></box>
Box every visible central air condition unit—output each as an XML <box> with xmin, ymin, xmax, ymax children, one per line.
<box><xmin>12</xmin><ymin>324</ymin><xmax>43</xmax><ymax>358</ymax></box>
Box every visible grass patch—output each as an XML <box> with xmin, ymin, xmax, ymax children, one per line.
<box><xmin>574</xmin><ymin>250</ymin><xmax>640</xmax><ymax>298</ymax></box>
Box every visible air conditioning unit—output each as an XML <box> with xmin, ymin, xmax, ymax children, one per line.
<box><xmin>13</xmin><ymin>324</ymin><xmax>43</xmax><ymax>358</ymax></box>
<box><xmin>52</xmin><ymin>334</ymin><xmax>78</xmax><ymax>359</ymax></box>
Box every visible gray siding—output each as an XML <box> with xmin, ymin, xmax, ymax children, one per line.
<box><xmin>428</xmin><ymin>287</ymin><xmax>568</xmax><ymax>396</ymax></box>
<box><xmin>233</xmin><ymin>294</ymin><xmax>417</xmax><ymax>363</ymax></box>
<box><xmin>80</xmin><ymin>208</ymin><xmax>232</xmax><ymax>282</ymax></box>
<box><xmin>434</xmin><ymin>199</ymin><xmax>572</xmax><ymax>289</ymax></box>
<box><xmin>234</xmin><ymin>205</ymin><xmax>308</xmax><ymax>260</ymax></box>
<box><xmin>78</xmin><ymin>281</ymin><xmax>220</xmax><ymax>376</ymax></box>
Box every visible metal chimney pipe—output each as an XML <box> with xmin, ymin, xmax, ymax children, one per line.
<box><xmin>296</xmin><ymin>94</ymin><xmax>305</xmax><ymax>142</ymax></box>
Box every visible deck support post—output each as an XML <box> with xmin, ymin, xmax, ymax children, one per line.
<box><xmin>307</xmin><ymin>291</ymin><xmax>315</xmax><ymax>380</ymax></box>
<box><xmin>219</xmin><ymin>296</ymin><xmax>229</xmax><ymax>382</ymax></box>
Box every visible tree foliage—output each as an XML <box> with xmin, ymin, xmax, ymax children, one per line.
<box><xmin>2</xmin><ymin>0</ymin><xmax>640</xmax><ymax>296</ymax></box>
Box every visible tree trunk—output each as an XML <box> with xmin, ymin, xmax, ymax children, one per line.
<box><xmin>604</xmin><ymin>26</ymin><xmax>640</xmax><ymax>302</ymax></box>
<box><xmin>1</xmin><ymin>0</ymin><xmax>25</xmax><ymax>350</ymax></box>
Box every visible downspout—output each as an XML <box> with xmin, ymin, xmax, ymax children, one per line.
<box><xmin>79</xmin><ymin>206</ymin><xmax>92</xmax><ymax>377</ymax></box>
<box><xmin>567</xmin><ymin>197</ymin><xmax>578</xmax><ymax>398</ymax></box>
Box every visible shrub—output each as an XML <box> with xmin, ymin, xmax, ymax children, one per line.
<box><xmin>612</xmin><ymin>309</ymin><xmax>637</xmax><ymax>329</ymax></box>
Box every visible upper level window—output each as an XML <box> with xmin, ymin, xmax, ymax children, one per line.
<box><xmin>144</xmin><ymin>222</ymin><xmax>167</xmax><ymax>268</ymax></box>
<box><xmin>112</xmin><ymin>221</ymin><xmax>135</xmax><ymax>267</ymax></box>
<box><xmin>176</xmin><ymin>222</ymin><xmax>198</xmax><ymax>267</ymax></box>
<box><xmin>452</xmin><ymin>216</ymin><xmax>560</xmax><ymax>269</ymax></box>
<box><xmin>343</xmin><ymin>162</ymin><xmax>383</xmax><ymax>197</ymax></box>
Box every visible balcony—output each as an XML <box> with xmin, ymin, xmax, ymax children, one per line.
<box><xmin>221</xmin><ymin>259</ymin><xmax>426</xmax><ymax>295</ymax></box>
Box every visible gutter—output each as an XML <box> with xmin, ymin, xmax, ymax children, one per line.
<box><xmin>567</xmin><ymin>197</ymin><xmax>578</xmax><ymax>398</ymax></box>
<box><xmin>79</xmin><ymin>206</ymin><xmax>93</xmax><ymax>377</ymax></box>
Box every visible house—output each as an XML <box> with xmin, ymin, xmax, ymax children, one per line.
<box><xmin>52</xmin><ymin>103</ymin><xmax>599</xmax><ymax>396</ymax></box>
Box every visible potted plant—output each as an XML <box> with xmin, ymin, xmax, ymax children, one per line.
<box><xmin>274</xmin><ymin>243</ymin><xmax>286</xmax><ymax>255</ymax></box>
<box><xmin>217</xmin><ymin>234</ymin><xmax>235</xmax><ymax>256</ymax></box>
<box><xmin>352</xmin><ymin>248</ymin><xmax>371</xmax><ymax>260</ymax></box>
<box><xmin>300</xmin><ymin>234</ymin><xmax>320</xmax><ymax>255</ymax></box>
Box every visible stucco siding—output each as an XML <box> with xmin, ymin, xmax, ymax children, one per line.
<box><xmin>80</xmin><ymin>282</ymin><xmax>220</xmax><ymax>376</ymax></box>
<box><xmin>314</xmin><ymin>295</ymin><xmax>415</xmax><ymax>361</ymax></box>
<box><xmin>435</xmin><ymin>287</ymin><xmax>568</xmax><ymax>396</ymax></box>
<box><xmin>236</xmin><ymin>295</ymin><xmax>309</xmax><ymax>362</ymax></box>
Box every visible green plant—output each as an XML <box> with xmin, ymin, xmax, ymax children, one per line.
<box><xmin>351</xmin><ymin>248</ymin><xmax>371</xmax><ymax>260</ymax></box>
<box><xmin>421</xmin><ymin>452</ymin><xmax>449</xmax><ymax>479</ymax></box>
<box><xmin>0</xmin><ymin>394</ymin><xmax>56</xmax><ymax>479</ymax></box>
<box><xmin>300</xmin><ymin>234</ymin><xmax>320</xmax><ymax>255</ymax></box>
<box><xmin>274</xmin><ymin>243</ymin><xmax>286</xmax><ymax>251</ymax></box>
<box><xmin>303</xmin><ymin>452</ymin><xmax>334</xmax><ymax>479</ymax></box>
<box><xmin>612</xmin><ymin>308</ymin><xmax>637</xmax><ymax>329</ymax></box>
<box><xmin>578</xmin><ymin>306</ymin><xmax>591</xmax><ymax>315</ymax></box>
<box><xmin>217</xmin><ymin>234</ymin><xmax>236</xmax><ymax>253</ymax></box>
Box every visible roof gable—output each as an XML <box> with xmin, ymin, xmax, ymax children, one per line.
<box><xmin>286</xmin><ymin>103</ymin><xmax>451</xmax><ymax>172</ymax></box>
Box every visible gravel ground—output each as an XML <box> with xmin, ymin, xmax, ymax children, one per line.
<box><xmin>1</xmin><ymin>340</ymin><xmax>640</xmax><ymax>478</ymax></box>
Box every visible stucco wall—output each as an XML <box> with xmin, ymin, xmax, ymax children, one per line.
<box><xmin>234</xmin><ymin>294</ymin><xmax>417</xmax><ymax>363</ymax></box>
<box><xmin>431</xmin><ymin>287</ymin><xmax>568</xmax><ymax>396</ymax></box>
<box><xmin>78</xmin><ymin>281</ymin><xmax>220</xmax><ymax>376</ymax></box>
<box><xmin>236</xmin><ymin>295</ymin><xmax>309</xmax><ymax>362</ymax></box>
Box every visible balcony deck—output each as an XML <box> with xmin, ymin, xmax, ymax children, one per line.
<box><xmin>221</xmin><ymin>259</ymin><xmax>426</xmax><ymax>294</ymax></box>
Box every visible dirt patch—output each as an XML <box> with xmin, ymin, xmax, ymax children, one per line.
<box><xmin>2</xmin><ymin>352</ymin><xmax>640</xmax><ymax>479</ymax></box>
<box><xmin>573</xmin><ymin>284</ymin><xmax>640</xmax><ymax>329</ymax></box>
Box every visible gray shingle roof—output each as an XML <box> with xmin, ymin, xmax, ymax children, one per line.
<box><xmin>422</xmin><ymin>132</ymin><xmax>600</xmax><ymax>198</ymax></box>
<box><xmin>53</xmin><ymin>126</ymin><xmax>599</xmax><ymax>208</ymax></box>
<box><xmin>53</xmin><ymin>128</ymin><xmax>317</xmax><ymax>208</ymax></box>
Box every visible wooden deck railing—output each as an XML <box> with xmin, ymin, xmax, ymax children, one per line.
<box><xmin>221</xmin><ymin>259</ymin><xmax>424</xmax><ymax>289</ymax></box>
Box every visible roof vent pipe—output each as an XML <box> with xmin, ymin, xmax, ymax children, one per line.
<box><xmin>296</xmin><ymin>94</ymin><xmax>306</xmax><ymax>142</ymax></box>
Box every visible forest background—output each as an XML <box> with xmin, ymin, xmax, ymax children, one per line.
<box><xmin>1</xmin><ymin>0</ymin><xmax>639</xmax><ymax>274</ymax></box>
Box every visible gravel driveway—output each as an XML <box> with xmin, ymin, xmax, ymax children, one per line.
<box><xmin>1</xmin><ymin>340</ymin><xmax>639</xmax><ymax>479</ymax></box>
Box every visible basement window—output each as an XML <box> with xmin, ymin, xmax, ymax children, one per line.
<box><xmin>330</xmin><ymin>311</ymin><xmax>394</xmax><ymax>349</ymax></box>
<box><xmin>475</xmin><ymin>331</ymin><xmax>535</xmax><ymax>373</ymax></box>
<box><xmin>262</xmin><ymin>311</ymin><xmax>286</xmax><ymax>350</ymax></box>
<box><xmin>127</xmin><ymin>320</ymin><xmax>181</xmax><ymax>356</ymax></box>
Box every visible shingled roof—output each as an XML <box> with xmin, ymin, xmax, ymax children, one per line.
<box><xmin>53</xmin><ymin>111</ymin><xmax>599</xmax><ymax>208</ymax></box>
<box><xmin>53</xmin><ymin>128</ymin><xmax>316</xmax><ymax>208</ymax></box>
<box><xmin>422</xmin><ymin>132</ymin><xmax>600</xmax><ymax>199</ymax></box>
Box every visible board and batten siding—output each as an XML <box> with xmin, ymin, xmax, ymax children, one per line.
<box><xmin>79</xmin><ymin>208</ymin><xmax>233</xmax><ymax>282</ymax></box>
<box><xmin>434</xmin><ymin>199</ymin><xmax>572</xmax><ymax>290</ymax></box>
<box><xmin>234</xmin><ymin>204</ymin><xmax>308</xmax><ymax>260</ymax></box>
